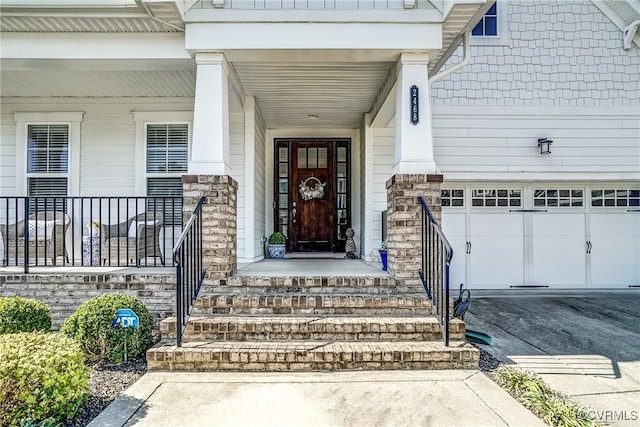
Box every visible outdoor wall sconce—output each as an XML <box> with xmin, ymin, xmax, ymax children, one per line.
<box><xmin>537</xmin><ymin>138</ymin><xmax>553</xmax><ymax>155</ymax></box>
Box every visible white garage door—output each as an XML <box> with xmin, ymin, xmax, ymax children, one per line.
<box><xmin>441</xmin><ymin>185</ymin><xmax>640</xmax><ymax>290</ymax></box>
<box><xmin>530</xmin><ymin>189</ymin><xmax>586</xmax><ymax>287</ymax></box>
<box><xmin>588</xmin><ymin>189</ymin><xmax>640</xmax><ymax>287</ymax></box>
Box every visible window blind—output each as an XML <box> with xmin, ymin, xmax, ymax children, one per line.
<box><xmin>146</xmin><ymin>124</ymin><xmax>188</xmax><ymax>173</ymax></box>
<box><xmin>28</xmin><ymin>177</ymin><xmax>68</xmax><ymax>213</ymax></box>
<box><xmin>147</xmin><ymin>178</ymin><xmax>183</xmax><ymax>226</ymax></box>
<box><xmin>27</xmin><ymin>125</ymin><xmax>69</xmax><ymax>173</ymax></box>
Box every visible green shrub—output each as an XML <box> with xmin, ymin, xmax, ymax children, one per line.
<box><xmin>0</xmin><ymin>332</ymin><xmax>89</xmax><ymax>426</ymax></box>
<box><xmin>268</xmin><ymin>232</ymin><xmax>286</xmax><ymax>245</ymax></box>
<box><xmin>61</xmin><ymin>294</ymin><xmax>154</xmax><ymax>363</ymax></box>
<box><xmin>0</xmin><ymin>297</ymin><xmax>51</xmax><ymax>334</ymax></box>
<box><xmin>494</xmin><ymin>366</ymin><xmax>599</xmax><ymax>427</ymax></box>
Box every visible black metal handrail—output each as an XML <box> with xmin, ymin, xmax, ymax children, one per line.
<box><xmin>1</xmin><ymin>196</ymin><xmax>182</xmax><ymax>272</ymax></box>
<box><xmin>173</xmin><ymin>196</ymin><xmax>206</xmax><ymax>347</ymax></box>
<box><xmin>417</xmin><ymin>196</ymin><xmax>453</xmax><ymax>346</ymax></box>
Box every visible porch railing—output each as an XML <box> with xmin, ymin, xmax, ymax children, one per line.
<box><xmin>1</xmin><ymin>196</ymin><xmax>182</xmax><ymax>273</ymax></box>
<box><xmin>417</xmin><ymin>196</ymin><xmax>453</xmax><ymax>346</ymax></box>
<box><xmin>173</xmin><ymin>196</ymin><xmax>206</xmax><ymax>347</ymax></box>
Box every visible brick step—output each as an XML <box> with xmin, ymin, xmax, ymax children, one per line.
<box><xmin>200</xmin><ymin>276</ymin><xmax>423</xmax><ymax>295</ymax></box>
<box><xmin>192</xmin><ymin>294</ymin><xmax>432</xmax><ymax>316</ymax></box>
<box><xmin>147</xmin><ymin>340</ymin><xmax>480</xmax><ymax>371</ymax></box>
<box><xmin>159</xmin><ymin>316</ymin><xmax>465</xmax><ymax>342</ymax></box>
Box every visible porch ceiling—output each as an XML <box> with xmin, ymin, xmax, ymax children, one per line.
<box><xmin>233</xmin><ymin>60</ymin><xmax>394</xmax><ymax>129</ymax></box>
<box><xmin>0</xmin><ymin>58</ymin><xmax>196</xmax><ymax>100</ymax></box>
<box><xmin>0</xmin><ymin>58</ymin><xmax>391</xmax><ymax>129</ymax></box>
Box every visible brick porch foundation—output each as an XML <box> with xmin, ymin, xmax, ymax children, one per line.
<box><xmin>386</xmin><ymin>174</ymin><xmax>443</xmax><ymax>286</ymax></box>
<box><xmin>182</xmin><ymin>175</ymin><xmax>238</xmax><ymax>279</ymax></box>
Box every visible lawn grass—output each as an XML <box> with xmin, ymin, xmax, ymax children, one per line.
<box><xmin>493</xmin><ymin>366</ymin><xmax>600</xmax><ymax>427</ymax></box>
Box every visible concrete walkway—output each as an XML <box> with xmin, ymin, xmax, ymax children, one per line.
<box><xmin>88</xmin><ymin>370</ymin><xmax>543</xmax><ymax>427</ymax></box>
<box><xmin>466</xmin><ymin>290</ymin><xmax>640</xmax><ymax>427</ymax></box>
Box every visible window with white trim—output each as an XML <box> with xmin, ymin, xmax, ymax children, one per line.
<box><xmin>441</xmin><ymin>189</ymin><xmax>465</xmax><ymax>207</ymax></box>
<box><xmin>534</xmin><ymin>189</ymin><xmax>583</xmax><ymax>207</ymax></box>
<box><xmin>472</xmin><ymin>2</ymin><xmax>497</xmax><ymax>36</ymax></box>
<box><xmin>471</xmin><ymin>189</ymin><xmax>521</xmax><ymax>207</ymax></box>
<box><xmin>27</xmin><ymin>124</ymin><xmax>69</xmax><ymax>212</ymax></box>
<box><xmin>145</xmin><ymin>124</ymin><xmax>188</xmax><ymax>225</ymax></box>
<box><xmin>591</xmin><ymin>189</ymin><xmax>640</xmax><ymax>207</ymax></box>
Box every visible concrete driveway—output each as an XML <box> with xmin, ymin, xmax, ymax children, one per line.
<box><xmin>465</xmin><ymin>290</ymin><xmax>640</xmax><ymax>427</ymax></box>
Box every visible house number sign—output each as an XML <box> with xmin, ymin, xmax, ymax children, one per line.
<box><xmin>410</xmin><ymin>85</ymin><xmax>419</xmax><ymax>125</ymax></box>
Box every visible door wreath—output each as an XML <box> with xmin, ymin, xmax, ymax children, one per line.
<box><xmin>299</xmin><ymin>176</ymin><xmax>327</xmax><ymax>201</ymax></box>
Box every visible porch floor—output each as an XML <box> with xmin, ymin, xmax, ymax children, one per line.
<box><xmin>0</xmin><ymin>258</ymin><xmax>387</xmax><ymax>278</ymax></box>
<box><xmin>236</xmin><ymin>258</ymin><xmax>388</xmax><ymax>277</ymax></box>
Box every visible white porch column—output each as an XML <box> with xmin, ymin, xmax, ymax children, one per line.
<box><xmin>189</xmin><ymin>52</ymin><xmax>231</xmax><ymax>175</ymax></box>
<box><xmin>393</xmin><ymin>53</ymin><xmax>437</xmax><ymax>174</ymax></box>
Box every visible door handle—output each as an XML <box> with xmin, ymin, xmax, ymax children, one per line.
<box><xmin>292</xmin><ymin>201</ymin><xmax>297</xmax><ymax>224</ymax></box>
<box><xmin>586</xmin><ymin>241</ymin><xmax>592</xmax><ymax>254</ymax></box>
<box><xmin>466</xmin><ymin>241</ymin><xmax>471</xmax><ymax>254</ymax></box>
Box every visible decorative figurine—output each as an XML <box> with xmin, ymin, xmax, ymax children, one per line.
<box><xmin>345</xmin><ymin>228</ymin><xmax>357</xmax><ymax>259</ymax></box>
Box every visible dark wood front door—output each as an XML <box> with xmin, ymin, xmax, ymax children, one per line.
<box><xmin>290</xmin><ymin>141</ymin><xmax>333</xmax><ymax>252</ymax></box>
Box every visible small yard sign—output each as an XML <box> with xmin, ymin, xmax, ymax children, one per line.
<box><xmin>112</xmin><ymin>308</ymin><xmax>139</xmax><ymax>329</ymax></box>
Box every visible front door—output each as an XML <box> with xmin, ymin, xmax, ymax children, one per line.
<box><xmin>290</xmin><ymin>141</ymin><xmax>333</xmax><ymax>251</ymax></box>
<box><xmin>274</xmin><ymin>139</ymin><xmax>351</xmax><ymax>253</ymax></box>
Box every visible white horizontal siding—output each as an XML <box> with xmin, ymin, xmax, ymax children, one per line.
<box><xmin>0</xmin><ymin>112</ymin><xmax>17</xmax><ymax>195</ymax></box>
<box><xmin>372</xmin><ymin>127</ymin><xmax>393</xmax><ymax>250</ymax></box>
<box><xmin>433</xmin><ymin>107</ymin><xmax>640</xmax><ymax>179</ymax></box>
<box><xmin>1</xmin><ymin>97</ymin><xmax>195</xmax><ymax>197</ymax></box>
<box><xmin>230</xmin><ymin>112</ymin><xmax>246</xmax><ymax>258</ymax></box>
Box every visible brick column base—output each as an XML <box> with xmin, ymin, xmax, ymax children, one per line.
<box><xmin>182</xmin><ymin>175</ymin><xmax>238</xmax><ymax>279</ymax></box>
<box><xmin>386</xmin><ymin>174</ymin><xmax>443</xmax><ymax>285</ymax></box>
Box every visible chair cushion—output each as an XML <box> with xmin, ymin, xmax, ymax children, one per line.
<box><xmin>27</xmin><ymin>220</ymin><xmax>57</xmax><ymax>241</ymax></box>
<box><xmin>127</xmin><ymin>220</ymin><xmax>158</xmax><ymax>237</ymax></box>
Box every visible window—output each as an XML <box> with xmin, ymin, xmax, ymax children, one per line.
<box><xmin>471</xmin><ymin>189</ymin><xmax>521</xmax><ymax>207</ymax></box>
<box><xmin>441</xmin><ymin>189</ymin><xmax>465</xmax><ymax>207</ymax></box>
<box><xmin>27</xmin><ymin>124</ymin><xmax>69</xmax><ymax>212</ymax></box>
<box><xmin>146</xmin><ymin>124</ymin><xmax>188</xmax><ymax>225</ymax></box>
<box><xmin>472</xmin><ymin>2</ymin><xmax>498</xmax><ymax>36</ymax></box>
<box><xmin>591</xmin><ymin>189</ymin><xmax>640</xmax><ymax>207</ymax></box>
<box><xmin>534</xmin><ymin>189</ymin><xmax>583</xmax><ymax>207</ymax></box>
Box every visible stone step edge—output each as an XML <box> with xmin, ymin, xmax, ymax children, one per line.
<box><xmin>159</xmin><ymin>316</ymin><xmax>465</xmax><ymax>342</ymax></box>
<box><xmin>160</xmin><ymin>316</ymin><xmax>464</xmax><ymax>333</ymax></box>
<box><xmin>147</xmin><ymin>341</ymin><xmax>479</xmax><ymax>371</ymax></box>
<box><xmin>195</xmin><ymin>294</ymin><xmax>431</xmax><ymax>308</ymax></box>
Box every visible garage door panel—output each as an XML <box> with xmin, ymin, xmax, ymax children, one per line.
<box><xmin>471</xmin><ymin>236</ymin><xmax>524</xmax><ymax>265</ymax></box>
<box><xmin>590</xmin><ymin>213</ymin><xmax>640</xmax><ymax>287</ymax></box>
<box><xmin>532</xmin><ymin>237</ymin><xmax>586</xmax><ymax>266</ymax></box>
<box><xmin>469</xmin><ymin>213</ymin><xmax>522</xmax><ymax>236</ymax></box>
<box><xmin>591</xmin><ymin>213</ymin><xmax>640</xmax><ymax>235</ymax></box>
<box><xmin>590</xmin><ymin>236</ymin><xmax>638</xmax><ymax>266</ymax></box>
<box><xmin>441</xmin><ymin>212</ymin><xmax>466</xmax><ymax>288</ymax></box>
<box><xmin>592</xmin><ymin>267</ymin><xmax>639</xmax><ymax>286</ymax></box>
<box><xmin>467</xmin><ymin>266</ymin><xmax>524</xmax><ymax>288</ymax></box>
<box><xmin>468</xmin><ymin>213</ymin><xmax>524</xmax><ymax>288</ymax></box>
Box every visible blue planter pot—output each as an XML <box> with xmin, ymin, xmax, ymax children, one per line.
<box><xmin>378</xmin><ymin>249</ymin><xmax>388</xmax><ymax>271</ymax></box>
<box><xmin>268</xmin><ymin>244</ymin><xmax>286</xmax><ymax>259</ymax></box>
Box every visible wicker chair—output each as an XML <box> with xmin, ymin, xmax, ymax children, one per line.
<box><xmin>100</xmin><ymin>212</ymin><xmax>164</xmax><ymax>266</ymax></box>
<box><xmin>0</xmin><ymin>211</ymin><xmax>71</xmax><ymax>266</ymax></box>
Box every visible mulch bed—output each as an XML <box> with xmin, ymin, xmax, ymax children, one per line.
<box><xmin>64</xmin><ymin>361</ymin><xmax>147</xmax><ymax>427</ymax></box>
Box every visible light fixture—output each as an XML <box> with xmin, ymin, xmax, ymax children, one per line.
<box><xmin>537</xmin><ymin>138</ymin><xmax>553</xmax><ymax>155</ymax></box>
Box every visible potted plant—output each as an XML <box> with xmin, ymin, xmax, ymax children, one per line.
<box><xmin>267</xmin><ymin>232</ymin><xmax>287</xmax><ymax>259</ymax></box>
<box><xmin>378</xmin><ymin>241</ymin><xmax>388</xmax><ymax>271</ymax></box>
